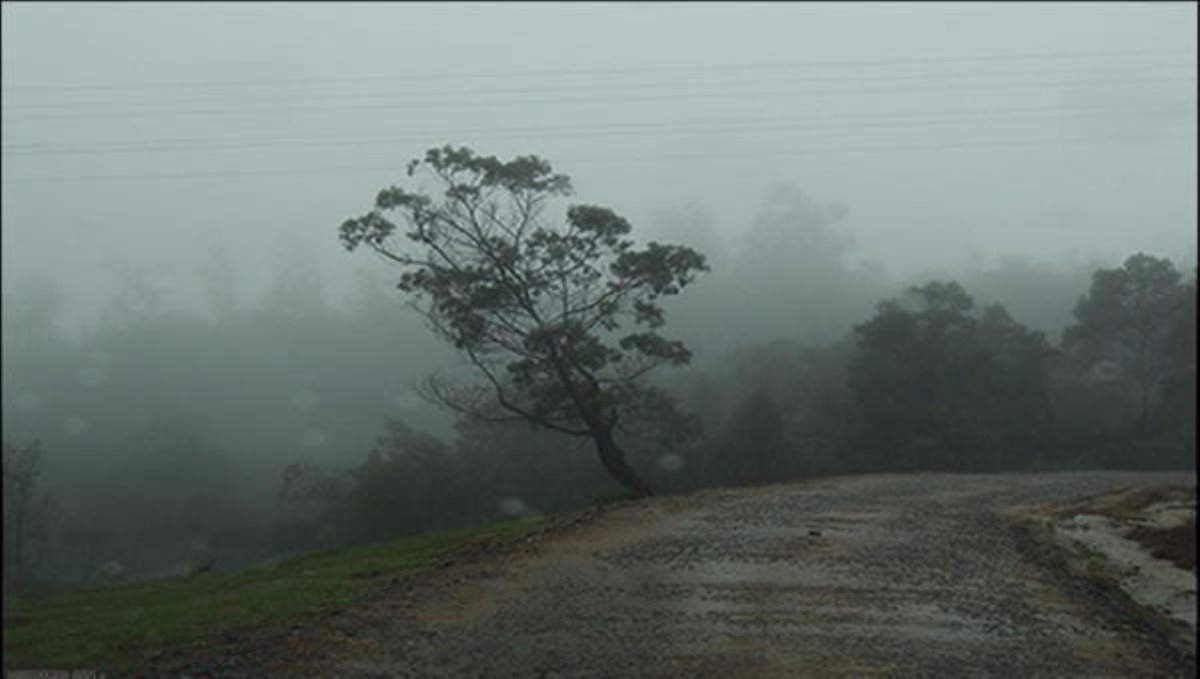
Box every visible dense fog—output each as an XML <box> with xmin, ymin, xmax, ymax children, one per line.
<box><xmin>2</xmin><ymin>3</ymin><xmax>1196</xmax><ymax>585</ymax></box>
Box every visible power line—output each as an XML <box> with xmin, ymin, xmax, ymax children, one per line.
<box><xmin>577</xmin><ymin>133</ymin><xmax>1193</xmax><ymax>164</ymax></box>
<box><xmin>3</xmin><ymin>106</ymin><xmax>1193</xmax><ymax>158</ymax></box>
<box><xmin>4</xmin><ymin>132</ymin><xmax>1191</xmax><ymax>185</ymax></box>
<box><xmin>3</xmin><ymin>48</ymin><xmax>1191</xmax><ymax>93</ymax></box>
<box><xmin>7</xmin><ymin>101</ymin><xmax>1191</xmax><ymax>152</ymax></box>
<box><xmin>5</xmin><ymin>63</ymin><xmax>1194</xmax><ymax>111</ymax></box>
<box><xmin>4</xmin><ymin>76</ymin><xmax>1195</xmax><ymax>122</ymax></box>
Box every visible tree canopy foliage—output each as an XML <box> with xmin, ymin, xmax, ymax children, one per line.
<box><xmin>848</xmin><ymin>281</ymin><xmax>1054</xmax><ymax>471</ymax></box>
<box><xmin>1063</xmin><ymin>253</ymin><xmax>1192</xmax><ymax>433</ymax></box>
<box><xmin>339</xmin><ymin>146</ymin><xmax>708</xmax><ymax>496</ymax></box>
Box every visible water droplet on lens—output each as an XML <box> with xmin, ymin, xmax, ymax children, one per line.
<box><xmin>15</xmin><ymin>392</ymin><xmax>41</xmax><ymax>412</ymax></box>
<box><xmin>79</xmin><ymin>367</ymin><xmax>108</xmax><ymax>387</ymax></box>
<box><xmin>391</xmin><ymin>392</ymin><xmax>421</xmax><ymax>411</ymax></box>
<box><xmin>63</xmin><ymin>416</ymin><xmax>89</xmax><ymax>435</ymax></box>
<box><xmin>301</xmin><ymin>428</ymin><xmax>328</xmax><ymax>447</ymax></box>
<box><xmin>499</xmin><ymin>497</ymin><xmax>528</xmax><ymax>516</ymax></box>
<box><xmin>290</xmin><ymin>390</ymin><xmax>319</xmax><ymax>410</ymax></box>
<box><xmin>656</xmin><ymin>453</ymin><xmax>685</xmax><ymax>472</ymax></box>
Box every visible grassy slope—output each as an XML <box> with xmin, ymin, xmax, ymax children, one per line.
<box><xmin>3</xmin><ymin>517</ymin><xmax>544</xmax><ymax>672</ymax></box>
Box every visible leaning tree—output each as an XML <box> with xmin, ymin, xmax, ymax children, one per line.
<box><xmin>339</xmin><ymin>146</ymin><xmax>707</xmax><ymax>497</ymax></box>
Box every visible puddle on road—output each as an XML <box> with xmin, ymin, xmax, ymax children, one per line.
<box><xmin>667</xmin><ymin>558</ymin><xmax>854</xmax><ymax>589</ymax></box>
<box><xmin>658</xmin><ymin>566</ymin><xmax>1003</xmax><ymax>646</ymax></box>
<box><xmin>651</xmin><ymin>557</ymin><xmax>1006</xmax><ymax>646</ymax></box>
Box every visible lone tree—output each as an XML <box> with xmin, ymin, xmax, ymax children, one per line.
<box><xmin>339</xmin><ymin>146</ymin><xmax>707</xmax><ymax>497</ymax></box>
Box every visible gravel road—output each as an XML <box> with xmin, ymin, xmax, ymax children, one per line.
<box><xmin>192</xmin><ymin>471</ymin><xmax>1197</xmax><ymax>678</ymax></box>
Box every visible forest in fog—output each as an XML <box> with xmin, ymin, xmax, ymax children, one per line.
<box><xmin>2</xmin><ymin>3</ymin><xmax>1195</xmax><ymax>590</ymax></box>
<box><xmin>3</xmin><ymin>179</ymin><xmax>1195</xmax><ymax>585</ymax></box>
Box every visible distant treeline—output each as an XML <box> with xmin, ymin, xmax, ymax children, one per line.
<box><xmin>2</xmin><ymin>190</ymin><xmax>1195</xmax><ymax>585</ymax></box>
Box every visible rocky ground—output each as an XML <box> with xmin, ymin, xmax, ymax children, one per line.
<box><xmin>161</xmin><ymin>471</ymin><xmax>1196</xmax><ymax>678</ymax></box>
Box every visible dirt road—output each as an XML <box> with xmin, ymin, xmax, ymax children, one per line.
<box><xmin>199</xmin><ymin>472</ymin><xmax>1196</xmax><ymax>678</ymax></box>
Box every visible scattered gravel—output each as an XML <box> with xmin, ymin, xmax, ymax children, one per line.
<box><xmin>163</xmin><ymin>471</ymin><xmax>1196</xmax><ymax>678</ymax></box>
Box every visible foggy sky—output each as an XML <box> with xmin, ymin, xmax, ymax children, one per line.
<box><xmin>2</xmin><ymin>2</ymin><xmax>1196</xmax><ymax>333</ymax></box>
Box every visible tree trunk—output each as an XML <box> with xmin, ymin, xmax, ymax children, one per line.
<box><xmin>592</xmin><ymin>427</ymin><xmax>653</xmax><ymax>498</ymax></box>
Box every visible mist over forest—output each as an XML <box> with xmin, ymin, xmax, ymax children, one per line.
<box><xmin>2</xmin><ymin>3</ymin><xmax>1195</xmax><ymax>587</ymax></box>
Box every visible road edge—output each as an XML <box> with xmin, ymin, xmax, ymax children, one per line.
<box><xmin>999</xmin><ymin>507</ymin><xmax>1196</xmax><ymax>677</ymax></box>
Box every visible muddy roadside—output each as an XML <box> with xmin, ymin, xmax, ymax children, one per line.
<box><xmin>1004</xmin><ymin>482</ymin><xmax>1197</xmax><ymax>661</ymax></box>
<box><xmin>136</xmin><ymin>495</ymin><xmax>687</xmax><ymax>677</ymax></box>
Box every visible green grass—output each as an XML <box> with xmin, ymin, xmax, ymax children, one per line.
<box><xmin>3</xmin><ymin>516</ymin><xmax>544</xmax><ymax>672</ymax></box>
